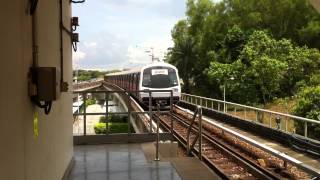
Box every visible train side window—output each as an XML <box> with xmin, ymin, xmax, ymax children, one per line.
<box><xmin>142</xmin><ymin>74</ymin><xmax>151</xmax><ymax>86</ymax></box>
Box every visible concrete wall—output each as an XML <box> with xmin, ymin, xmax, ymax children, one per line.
<box><xmin>0</xmin><ymin>0</ymin><xmax>73</xmax><ymax>180</ymax></box>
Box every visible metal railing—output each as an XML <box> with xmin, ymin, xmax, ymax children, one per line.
<box><xmin>73</xmin><ymin>79</ymin><xmax>103</xmax><ymax>91</ymax></box>
<box><xmin>73</xmin><ymin>89</ymin><xmax>175</xmax><ymax>161</ymax></box>
<box><xmin>73</xmin><ymin>89</ymin><xmax>174</xmax><ymax>134</ymax></box>
<box><xmin>181</xmin><ymin>93</ymin><xmax>320</xmax><ymax>139</ymax></box>
<box><xmin>186</xmin><ymin>106</ymin><xmax>203</xmax><ymax>160</ymax></box>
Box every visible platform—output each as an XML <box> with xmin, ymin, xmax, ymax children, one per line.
<box><xmin>141</xmin><ymin>142</ymin><xmax>220</xmax><ymax>180</ymax></box>
<box><xmin>67</xmin><ymin>143</ymin><xmax>219</xmax><ymax>180</ymax></box>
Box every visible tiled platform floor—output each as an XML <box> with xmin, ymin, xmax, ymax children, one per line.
<box><xmin>68</xmin><ymin>144</ymin><xmax>181</xmax><ymax>180</ymax></box>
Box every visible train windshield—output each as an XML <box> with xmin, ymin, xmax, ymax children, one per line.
<box><xmin>142</xmin><ymin>67</ymin><xmax>178</xmax><ymax>88</ymax></box>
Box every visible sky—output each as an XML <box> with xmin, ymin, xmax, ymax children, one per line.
<box><xmin>72</xmin><ymin>0</ymin><xmax>187</xmax><ymax>70</ymax></box>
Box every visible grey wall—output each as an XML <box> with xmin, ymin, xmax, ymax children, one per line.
<box><xmin>0</xmin><ymin>0</ymin><xmax>73</xmax><ymax>179</ymax></box>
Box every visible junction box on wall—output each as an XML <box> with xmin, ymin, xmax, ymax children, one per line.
<box><xmin>28</xmin><ymin>67</ymin><xmax>61</xmax><ymax>114</ymax></box>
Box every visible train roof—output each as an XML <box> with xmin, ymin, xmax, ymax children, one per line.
<box><xmin>105</xmin><ymin>61</ymin><xmax>177</xmax><ymax>76</ymax></box>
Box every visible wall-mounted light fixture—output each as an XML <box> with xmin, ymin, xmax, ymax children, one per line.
<box><xmin>71</xmin><ymin>17</ymin><xmax>79</xmax><ymax>31</ymax></box>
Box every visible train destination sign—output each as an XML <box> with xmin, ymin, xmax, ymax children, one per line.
<box><xmin>151</xmin><ymin>69</ymin><xmax>168</xmax><ymax>75</ymax></box>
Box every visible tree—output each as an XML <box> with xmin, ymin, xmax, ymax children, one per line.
<box><xmin>293</xmin><ymin>86</ymin><xmax>320</xmax><ymax>139</ymax></box>
<box><xmin>209</xmin><ymin>31</ymin><xmax>289</xmax><ymax>104</ymax></box>
<box><xmin>167</xmin><ymin>20</ymin><xmax>197</xmax><ymax>93</ymax></box>
<box><xmin>294</xmin><ymin>86</ymin><xmax>320</xmax><ymax>120</ymax></box>
<box><xmin>169</xmin><ymin>0</ymin><xmax>320</xmax><ymax>105</ymax></box>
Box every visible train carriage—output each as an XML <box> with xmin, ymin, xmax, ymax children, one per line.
<box><xmin>105</xmin><ymin>62</ymin><xmax>181</xmax><ymax>107</ymax></box>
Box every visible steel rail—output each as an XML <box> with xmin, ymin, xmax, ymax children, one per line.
<box><xmin>175</xmin><ymin>105</ymin><xmax>320</xmax><ymax>178</ymax></box>
<box><xmin>156</xmin><ymin>114</ymin><xmax>278</xmax><ymax>179</ymax></box>
<box><xmin>172</xmin><ymin>113</ymin><xmax>281</xmax><ymax>179</ymax></box>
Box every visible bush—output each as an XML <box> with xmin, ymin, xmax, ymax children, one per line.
<box><xmin>99</xmin><ymin>115</ymin><xmax>127</xmax><ymax>123</ymax></box>
<box><xmin>110</xmin><ymin>115</ymin><xmax>128</xmax><ymax>123</ymax></box>
<box><xmin>94</xmin><ymin>123</ymin><xmax>106</xmax><ymax>134</ymax></box>
<box><xmin>293</xmin><ymin>86</ymin><xmax>320</xmax><ymax>139</ymax></box>
<box><xmin>99</xmin><ymin>116</ymin><xmax>108</xmax><ymax>123</ymax></box>
<box><xmin>108</xmin><ymin>123</ymin><xmax>129</xmax><ymax>133</ymax></box>
<box><xmin>94</xmin><ymin>122</ymin><xmax>132</xmax><ymax>134</ymax></box>
<box><xmin>85</xmin><ymin>98</ymin><xmax>96</xmax><ymax>106</ymax></box>
<box><xmin>293</xmin><ymin>86</ymin><xmax>320</xmax><ymax>120</ymax></box>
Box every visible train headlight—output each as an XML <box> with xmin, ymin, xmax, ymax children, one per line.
<box><xmin>173</xmin><ymin>88</ymin><xmax>179</xmax><ymax>92</ymax></box>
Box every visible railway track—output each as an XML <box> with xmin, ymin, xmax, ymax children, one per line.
<box><xmin>154</xmin><ymin>107</ymin><xmax>312</xmax><ymax>180</ymax></box>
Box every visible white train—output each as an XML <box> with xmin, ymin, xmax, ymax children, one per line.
<box><xmin>105</xmin><ymin>62</ymin><xmax>181</xmax><ymax>107</ymax></box>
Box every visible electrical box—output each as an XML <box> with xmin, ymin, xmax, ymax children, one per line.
<box><xmin>31</xmin><ymin>67</ymin><xmax>61</xmax><ymax>101</ymax></box>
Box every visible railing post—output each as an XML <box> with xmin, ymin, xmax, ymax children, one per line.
<box><xmin>127</xmin><ymin>92</ymin><xmax>131</xmax><ymax>135</ymax></box>
<box><xmin>187</xmin><ymin>108</ymin><xmax>198</xmax><ymax>154</ymax></box>
<box><xmin>218</xmin><ymin>103</ymin><xmax>220</xmax><ymax>111</ymax></box>
<box><xmin>198</xmin><ymin>107</ymin><xmax>203</xmax><ymax>161</ymax></box>
<box><xmin>149</xmin><ymin>91</ymin><xmax>152</xmax><ymax>133</ymax></box>
<box><xmin>244</xmin><ymin>108</ymin><xmax>247</xmax><ymax>120</ymax></box>
<box><xmin>304</xmin><ymin>122</ymin><xmax>308</xmax><ymax>137</ymax></box>
<box><xmin>155</xmin><ymin>104</ymin><xmax>160</xmax><ymax>161</ymax></box>
<box><xmin>170</xmin><ymin>90</ymin><xmax>173</xmax><ymax>136</ymax></box>
<box><xmin>105</xmin><ymin>92</ymin><xmax>109</xmax><ymax>135</ymax></box>
<box><xmin>285</xmin><ymin>117</ymin><xmax>288</xmax><ymax>133</ymax></box>
<box><xmin>269</xmin><ymin>113</ymin><xmax>272</xmax><ymax>128</ymax></box>
<box><xmin>275</xmin><ymin>116</ymin><xmax>281</xmax><ymax>130</ymax></box>
<box><xmin>205</xmin><ymin>99</ymin><xmax>207</xmax><ymax>108</ymax></box>
<box><xmin>83</xmin><ymin>92</ymin><xmax>87</xmax><ymax>136</ymax></box>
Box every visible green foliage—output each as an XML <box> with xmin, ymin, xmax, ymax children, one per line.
<box><xmin>99</xmin><ymin>115</ymin><xmax>128</xmax><ymax>123</ymax></box>
<box><xmin>94</xmin><ymin>123</ymin><xmax>107</xmax><ymax>134</ymax></box>
<box><xmin>209</xmin><ymin>31</ymin><xmax>290</xmax><ymax>104</ymax></box>
<box><xmin>168</xmin><ymin>0</ymin><xmax>320</xmax><ymax>105</ymax></box>
<box><xmin>108</xmin><ymin>123</ymin><xmax>129</xmax><ymax>133</ymax></box>
<box><xmin>94</xmin><ymin>122</ymin><xmax>131</xmax><ymax>134</ymax></box>
<box><xmin>293</xmin><ymin>86</ymin><xmax>320</xmax><ymax>139</ymax></box>
<box><xmin>167</xmin><ymin>20</ymin><xmax>198</xmax><ymax>93</ymax></box>
<box><xmin>294</xmin><ymin>86</ymin><xmax>320</xmax><ymax>120</ymax></box>
<box><xmin>85</xmin><ymin>98</ymin><xmax>96</xmax><ymax>106</ymax></box>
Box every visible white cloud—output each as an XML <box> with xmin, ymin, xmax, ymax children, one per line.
<box><xmin>72</xmin><ymin>0</ymin><xmax>185</xmax><ymax>70</ymax></box>
<box><xmin>127</xmin><ymin>37</ymin><xmax>173</xmax><ymax>64</ymax></box>
<box><xmin>72</xmin><ymin>49</ymin><xmax>86</xmax><ymax>67</ymax></box>
<box><xmin>84</xmin><ymin>42</ymin><xmax>97</xmax><ymax>48</ymax></box>
<box><xmin>126</xmin><ymin>0</ymin><xmax>170</xmax><ymax>6</ymax></box>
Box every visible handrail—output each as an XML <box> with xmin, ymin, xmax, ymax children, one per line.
<box><xmin>73</xmin><ymin>89</ymin><xmax>174</xmax><ymax>135</ymax></box>
<box><xmin>155</xmin><ymin>103</ymin><xmax>161</xmax><ymax>161</ymax></box>
<box><xmin>186</xmin><ymin>108</ymin><xmax>198</xmax><ymax>154</ymax></box>
<box><xmin>181</xmin><ymin>93</ymin><xmax>320</xmax><ymax>139</ymax></box>
<box><xmin>73</xmin><ymin>88</ymin><xmax>175</xmax><ymax>162</ymax></box>
<box><xmin>181</xmin><ymin>93</ymin><xmax>320</xmax><ymax>125</ymax></box>
<box><xmin>186</xmin><ymin>106</ymin><xmax>203</xmax><ymax>160</ymax></box>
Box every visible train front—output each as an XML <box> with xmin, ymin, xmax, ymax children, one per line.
<box><xmin>139</xmin><ymin>62</ymin><xmax>181</xmax><ymax>108</ymax></box>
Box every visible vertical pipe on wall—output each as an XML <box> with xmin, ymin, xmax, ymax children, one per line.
<box><xmin>59</xmin><ymin>0</ymin><xmax>66</xmax><ymax>91</ymax></box>
<box><xmin>31</xmin><ymin>11</ymin><xmax>38</xmax><ymax>67</ymax></box>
